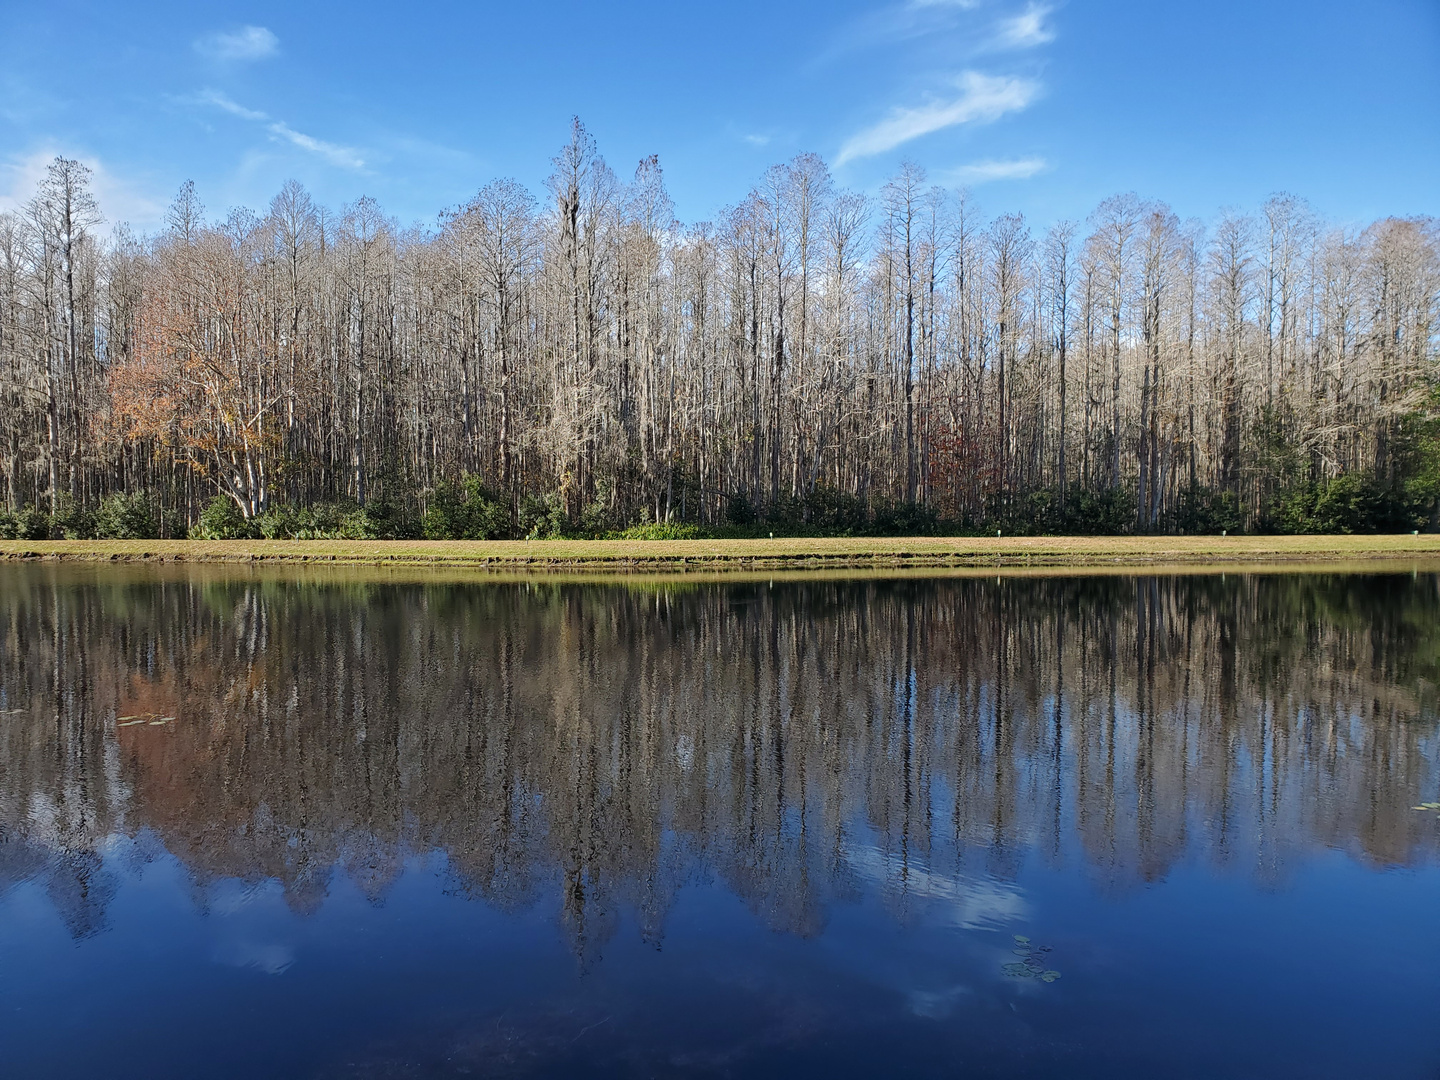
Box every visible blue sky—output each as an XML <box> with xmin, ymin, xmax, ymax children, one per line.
<box><xmin>1</xmin><ymin>0</ymin><xmax>1436</xmax><ymax>232</ymax></box>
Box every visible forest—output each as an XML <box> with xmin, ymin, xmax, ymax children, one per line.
<box><xmin>1</xmin><ymin>120</ymin><xmax>1437</xmax><ymax>540</ymax></box>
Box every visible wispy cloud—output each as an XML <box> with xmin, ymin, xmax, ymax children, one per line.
<box><xmin>194</xmin><ymin>26</ymin><xmax>279</xmax><ymax>63</ymax></box>
<box><xmin>198</xmin><ymin>89</ymin><xmax>266</xmax><ymax>122</ymax></box>
<box><xmin>195</xmin><ymin>90</ymin><xmax>365</xmax><ymax>170</ymax></box>
<box><xmin>812</xmin><ymin>0</ymin><xmax>981</xmax><ymax>68</ymax></box>
<box><xmin>742</xmin><ymin>133</ymin><xmax>772</xmax><ymax>147</ymax></box>
<box><xmin>836</xmin><ymin>71</ymin><xmax>1040</xmax><ymax>165</ymax></box>
<box><xmin>267</xmin><ymin>122</ymin><xmax>363</xmax><ymax>168</ymax></box>
<box><xmin>947</xmin><ymin>156</ymin><xmax>1050</xmax><ymax>183</ymax></box>
<box><xmin>992</xmin><ymin>4</ymin><xmax>1055</xmax><ymax>49</ymax></box>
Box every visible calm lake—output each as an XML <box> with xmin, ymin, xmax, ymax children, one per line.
<box><xmin>1</xmin><ymin>566</ymin><xmax>1438</xmax><ymax>1078</ymax></box>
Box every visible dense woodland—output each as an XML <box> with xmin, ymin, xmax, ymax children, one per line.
<box><xmin>1</xmin><ymin>121</ymin><xmax>1437</xmax><ymax>538</ymax></box>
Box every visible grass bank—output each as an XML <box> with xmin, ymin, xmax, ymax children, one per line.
<box><xmin>3</xmin><ymin>534</ymin><xmax>1440</xmax><ymax>573</ymax></box>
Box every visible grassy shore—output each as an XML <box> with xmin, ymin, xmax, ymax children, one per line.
<box><xmin>3</xmin><ymin>534</ymin><xmax>1439</xmax><ymax>573</ymax></box>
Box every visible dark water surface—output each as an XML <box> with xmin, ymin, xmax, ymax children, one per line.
<box><xmin>2</xmin><ymin>566</ymin><xmax>1439</xmax><ymax>1079</ymax></box>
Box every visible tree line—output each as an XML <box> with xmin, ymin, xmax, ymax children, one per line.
<box><xmin>1</xmin><ymin>121</ymin><xmax>1437</xmax><ymax>539</ymax></box>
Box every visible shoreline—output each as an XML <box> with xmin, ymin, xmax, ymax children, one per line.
<box><xmin>4</xmin><ymin>535</ymin><xmax>1440</xmax><ymax>574</ymax></box>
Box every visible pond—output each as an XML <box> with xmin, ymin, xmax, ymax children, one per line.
<box><xmin>1</xmin><ymin>566</ymin><xmax>1438</xmax><ymax>1078</ymax></box>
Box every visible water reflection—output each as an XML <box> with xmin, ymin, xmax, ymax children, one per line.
<box><xmin>1</xmin><ymin>569</ymin><xmax>1438</xmax><ymax>955</ymax></box>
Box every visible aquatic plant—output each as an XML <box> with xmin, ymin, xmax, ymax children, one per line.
<box><xmin>1003</xmin><ymin>935</ymin><xmax>1062</xmax><ymax>983</ymax></box>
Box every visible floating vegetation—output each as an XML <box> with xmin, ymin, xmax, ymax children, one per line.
<box><xmin>1413</xmin><ymin>802</ymin><xmax>1440</xmax><ymax>813</ymax></box>
<box><xmin>115</xmin><ymin>712</ymin><xmax>177</xmax><ymax>728</ymax></box>
<box><xmin>1003</xmin><ymin>934</ymin><xmax>1061</xmax><ymax>983</ymax></box>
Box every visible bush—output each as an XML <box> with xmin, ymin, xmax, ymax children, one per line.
<box><xmin>1167</xmin><ymin>486</ymin><xmax>1241</xmax><ymax>535</ymax></box>
<box><xmin>989</xmin><ymin>489</ymin><xmax>1062</xmax><ymax>536</ymax></box>
<box><xmin>94</xmin><ymin>492</ymin><xmax>158</xmax><ymax>539</ymax></box>
<box><xmin>0</xmin><ymin>505</ymin><xmax>53</xmax><ymax>539</ymax></box>
<box><xmin>802</xmin><ymin>487</ymin><xmax>870</xmax><ymax>533</ymax></box>
<box><xmin>870</xmin><ymin>497</ymin><xmax>939</xmax><ymax>537</ymax></box>
<box><xmin>725</xmin><ymin>493</ymin><xmax>757</xmax><ymax>527</ymax></box>
<box><xmin>1275</xmin><ymin>475</ymin><xmax>1424</xmax><ymax>534</ymax></box>
<box><xmin>15</xmin><ymin>505</ymin><xmax>51</xmax><ymax>540</ymax></box>
<box><xmin>345</xmin><ymin>498</ymin><xmax>420</xmax><ymax>540</ymax></box>
<box><xmin>254</xmin><ymin>506</ymin><xmax>297</xmax><ymax>539</ymax></box>
<box><xmin>294</xmin><ymin>505</ymin><xmax>348</xmax><ymax>539</ymax></box>
<box><xmin>52</xmin><ymin>497</ymin><xmax>95</xmax><ymax>540</ymax></box>
<box><xmin>574</xmin><ymin>495</ymin><xmax>616</xmax><ymax>538</ymax></box>
<box><xmin>191</xmin><ymin>495</ymin><xmax>254</xmax><ymax>540</ymax></box>
<box><xmin>423</xmin><ymin>477</ymin><xmax>511</xmax><ymax>540</ymax></box>
<box><xmin>518</xmin><ymin>491</ymin><xmax>569</xmax><ymax>539</ymax></box>
<box><xmin>610</xmin><ymin>522</ymin><xmax>705</xmax><ymax>540</ymax></box>
<box><xmin>237</xmin><ymin>499</ymin><xmax>421</xmax><ymax>540</ymax></box>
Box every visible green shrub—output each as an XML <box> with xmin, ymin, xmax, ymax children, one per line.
<box><xmin>191</xmin><ymin>495</ymin><xmax>254</xmax><ymax>540</ymax></box>
<box><xmin>294</xmin><ymin>503</ymin><xmax>351</xmax><ymax>539</ymax></box>
<box><xmin>870</xmin><ymin>497</ymin><xmax>939</xmax><ymax>537</ymax></box>
<box><xmin>0</xmin><ymin>505</ymin><xmax>54</xmax><ymax>540</ymax></box>
<box><xmin>340</xmin><ymin>499</ymin><xmax>419</xmax><ymax>540</ymax></box>
<box><xmin>611</xmin><ymin>522</ymin><xmax>705</xmax><ymax>540</ymax></box>
<box><xmin>1167</xmin><ymin>486</ymin><xmax>1241</xmax><ymax>535</ymax></box>
<box><xmin>52</xmin><ymin>497</ymin><xmax>95</xmax><ymax>539</ymax></box>
<box><xmin>267</xmin><ymin>502</ymin><xmax>349</xmax><ymax>539</ymax></box>
<box><xmin>94</xmin><ymin>492</ymin><xmax>158</xmax><ymax>539</ymax></box>
<box><xmin>235</xmin><ymin>499</ymin><xmax>420</xmax><ymax>540</ymax></box>
<box><xmin>574</xmin><ymin>496</ymin><xmax>616</xmax><ymax>538</ymax></box>
<box><xmin>254</xmin><ymin>506</ymin><xmax>297</xmax><ymax>539</ymax></box>
<box><xmin>1275</xmin><ymin>475</ymin><xmax>1424</xmax><ymax>534</ymax></box>
<box><xmin>16</xmin><ymin>505</ymin><xmax>51</xmax><ymax>540</ymax></box>
<box><xmin>519</xmin><ymin>491</ymin><xmax>569</xmax><ymax>539</ymax></box>
<box><xmin>725</xmin><ymin>493</ymin><xmax>757</xmax><ymax>526</ymax></box>
<box><xmin>802</xmin><ymin>487</ymin><xmax>869</xmax><ymax>533</ymax></box>
<box><xmin>423</xmin><ymin>477</ymin><xmax>511</xmax><ymax>540</ymax></box>
<box><xmin>0</xmin><ymin>505</ymin><xmax>46</xmax><ymax>539</ymax></box>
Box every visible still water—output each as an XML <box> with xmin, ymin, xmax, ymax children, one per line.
<box><xmin>1</xmin><ymin>566</ymin><xmax>1438</xmax><ymax>1079</ymax></box>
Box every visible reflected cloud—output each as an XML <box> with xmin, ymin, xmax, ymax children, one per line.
<box><xmin>845</xmin><ymin>843</ymin><xmax>1029</xmax><ymax>929</ymax></box>
<box><xmin>212</xmin><ymin>941</ymin><xmax>296</xmax><ymax>976</ymax></box>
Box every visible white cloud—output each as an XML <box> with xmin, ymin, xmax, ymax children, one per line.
<box><xmin>197</xmin><ymin>89</ymin><xmax>266</xmax><ymax>122</ymax></box>
<box><xmin>836</xmin><ymin>71</ymin><xmax>1040</xmax><ymax>165</ymax></box>
<box><xmin>993</xmin><ymin>4</ymin><xmax>1054</xmax><ymax>49</ymax></box>
<box><xmin>267</xmin><ymin>122</ymin><xmax>364</xmax><ymax>169</ymax></box>
<box><xmin>194</xmin><ymin>26</ymin><xmax>279</xmax><ymax>63</ymax></box>
<box><xmin>742</xmin><ymin>133</ymin><xmax>772</xmax><ymax>147</ymax></box>
<box><xmin>0</xmin><ymin>148</ymin><xmax>164</xmax><ymax>230</ymax></box>
<box><xmin>195</xmin><ymin>91</ymin><xmax>365</xmax><ymax>170</ymax></box>
<box><xmin>812</xmin><ymin>0</ymin><xmax>982</xmax><ymax>70</ymax></box>
<box><xmin>0</xmin><ymin>149</ymin><xmax>55</xmax><ymax>214</ymax></box>
<box><xmin>948</xmin><ymin>156</ymin><xmax>1050</xmax><ymax>183</ymax></box>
